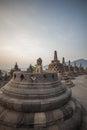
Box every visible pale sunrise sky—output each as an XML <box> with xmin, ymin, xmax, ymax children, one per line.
<box><xmin>0</xmin><ymin>0</ymin><xmax>87</xmax><ymax>69</ymax></box>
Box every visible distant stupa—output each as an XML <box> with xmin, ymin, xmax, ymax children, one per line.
<box><xmin>48</xmin><ymin>50</ymin><xmax>64</xmax><ymax>72</ymax></box>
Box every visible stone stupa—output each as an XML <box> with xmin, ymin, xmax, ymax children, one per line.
<box><xmin>48</xmin><ymin>51</ymin><xmax>64</xmax><ymax>73</ymax></box>
<box><xmin>0</xmin><ymin>58</ymin><xmax>82</xmax><ymax>130</ymax></box>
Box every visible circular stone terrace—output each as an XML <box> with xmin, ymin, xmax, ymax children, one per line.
<box><xmin>0</xmin><ymin>71</ymin><xmax>82</xmax><ymax>130</ymax></box>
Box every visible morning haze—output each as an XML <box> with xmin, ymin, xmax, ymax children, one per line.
<box><xmin>0</xmin><ymin>0</ymin><xmax>87</xmax><ymax>69</ymax></box>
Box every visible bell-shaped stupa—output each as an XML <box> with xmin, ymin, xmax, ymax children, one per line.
<box><xmin>0</xmin><ymin>58</ymin><xmax>82</xmax><ymax>130</ymax></box>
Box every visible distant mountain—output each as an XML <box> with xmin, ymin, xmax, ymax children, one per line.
<box><xmin>71</xmin><ymin>59</ymin><xmax>87</xmax><ymax>69</ymax></box>
<box><xmin>43</xmin><ymin>65</ymin><xmax>48</xmax><ymax>70</ymax></box>
<box><xmin>43</xmin><ymin>59</ymin><xmax>87</xmax><ymax>70</ymax></box>
<box><xmin>66</xmin><ymin>59</ymin><xmax>87</xmax><ymax>69</ymax></box>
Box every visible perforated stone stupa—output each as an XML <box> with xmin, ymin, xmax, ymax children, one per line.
<box><xmin>0</xmin><ymin>58</ymin><xmax>82</xmax><ymax>130</ymax></box>
<box><xmin>48</xmin><ymin>51</ymin><xmax>64</xmax><ymax>73</ymax></box>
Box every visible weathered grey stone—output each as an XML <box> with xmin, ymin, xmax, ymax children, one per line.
<box><xmin>0</xmin><ymin>71</ymin><xmax>82</xmax><ymax>130</ymax></box>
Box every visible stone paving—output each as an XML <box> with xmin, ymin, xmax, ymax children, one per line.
<box><xmin>72</xmin><ymin>75</ymin><xmax>87</xmax><ymax>110</ymax></box>
<box><xmin>72</xmin><ymin>75</ymin><xmax>87</xmax><ymax>130</ymax></box>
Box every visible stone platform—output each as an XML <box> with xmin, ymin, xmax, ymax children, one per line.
<box><xmin>0</xmin><ymin>71</ymin><xmax>82</xmax><ymax>130</ymax></box>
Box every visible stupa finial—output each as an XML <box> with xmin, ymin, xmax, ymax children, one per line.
<box><xmin>62</xmin><ymin>57</ymin><xmax>65</xmax><ymax>64</ymax></box>
<box><xmin>54</xmin><ymin>50</ymin><xmax>58</xmax><ymax>61</ymax></box>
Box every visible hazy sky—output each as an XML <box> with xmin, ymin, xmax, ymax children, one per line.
<box><xmin>0</xmin><ymin>0</ymin><xmax>87</xmax><ymax>69</ymax></box>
